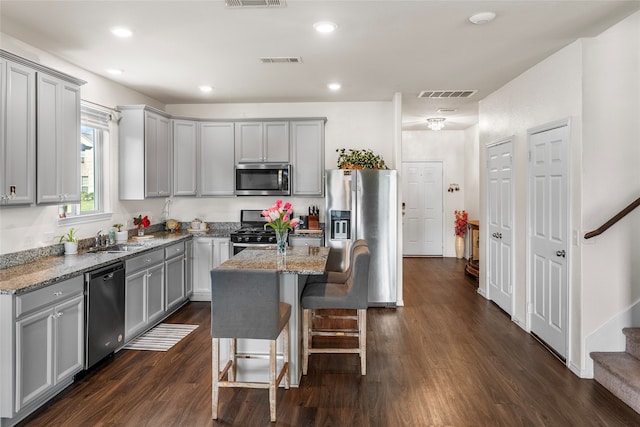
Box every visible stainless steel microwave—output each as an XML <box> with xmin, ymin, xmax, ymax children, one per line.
<box><xmin>235</xmin><ymin>164</ymin><xmax>291</xmax><ymax>196</ymax></box>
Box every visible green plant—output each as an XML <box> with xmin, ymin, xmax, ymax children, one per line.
<box><xmin>336</xmin><ymin>148</ymin><xmax>388</xmax><ymax>170</ymax></box>
<box><xmin>58</xmin><ymin>228</ymin><xmax>78</xmax><ymax>243</ymax></box>
<box><xmin>113</xmin><ymin>223</ymin><xmax>124</xmax><ymax>232</ymax></box>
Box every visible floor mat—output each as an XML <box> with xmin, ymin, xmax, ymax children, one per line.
<box><xmin>123</xmin><ymin>323</ymin><xmax>199</xmax><ymax>351</ymax></box>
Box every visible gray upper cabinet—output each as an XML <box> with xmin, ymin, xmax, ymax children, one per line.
<box><xmin>119</xmin><ymin>106</ymin><xmax>172</xmax><ymax>199</ymax></box>
<box><xmin>36</xmin><ymin>73</ymin><xmax>81</xmax><ymax>204</ymax></box>
<box><xmin>172</xmin><ymin>119</ymin><xmax>197</xmax><ymax>196</ymax></box>
<box><xmin>199</xmin><ymin>122</ymin><xmax>235</xmax><ymax>196</ymax></box>
<box><xmin>235</xmin><ymin>121</ymin><xmax>289</xmax><ymax>163</ymax></box>
<box><xmin>1</xmin><ymin>50</ymin><xmax>84</xmax><ymax>207</ymax></box>
<box><xmin>291</xmin><ymin>120</ymin><xmax>325</xmax><ymax>196</ymax></box>
<box><xmin>0</xmin><ymin>58</ymin><xmax>36</xmax><ymax>206</ymax></box>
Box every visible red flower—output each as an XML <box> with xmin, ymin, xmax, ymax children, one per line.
<box><xmin>134</xmin><ymin>215</ymin><xmax>150</xmax><ymax>229</ymax></box>
<box><xmin>454</xmin><ymin>210</ymin><xmax>468</xmax><ymax>237</ymax></box>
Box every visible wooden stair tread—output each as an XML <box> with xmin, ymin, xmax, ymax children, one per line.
<box><xmin>591</xmin><ymin>352</ymin><xmax>640</xmax><ymax>391</ymax></box>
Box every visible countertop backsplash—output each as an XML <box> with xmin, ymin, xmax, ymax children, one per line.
<box><xmin>0</xmin><ymin>222</ymin><xmax>240</xmax><ymax>270</ymax></box>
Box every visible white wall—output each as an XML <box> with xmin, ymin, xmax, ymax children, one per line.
<box><xmin>479</xmin><ymin>40</ymin><xmax>584</xmax><ymax>368</ymax></box>
<box><xmin>165</xmin><ymin>102</ymin><xmax>394</xmax><ymax>224</ymax></box>
<box><xmin>477</xmin><ymin>10</ymin><xmax>640</xmax><ymax>376</ymax></box>
<box><xmin>0</xmin><ymin>32</ymin><xmax>397</xmax><ymax>255</ymax></box>
<box><xmin>0</xmin><ymin>33</ymin><xmax>166</xmax><ymax>254</ymax></box>
<box><xmin>401</xmin><ymin>130</ymin><xmax>466</xmax><ymax>257</ymax></box>
<box><xmin>581</xmin><ymin>11</ymin><xmax>640</xmax><ymax>375</ymax></box>
<box><xmin>464</xmin><ymin>124</ymin><xmax>480</xmax><ymax>220</ymax></box>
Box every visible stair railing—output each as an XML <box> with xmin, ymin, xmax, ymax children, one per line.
<box><xmin>584</xmin><ymin>196</ymin><xmax>640</xmax><ymax>239</ymax></box>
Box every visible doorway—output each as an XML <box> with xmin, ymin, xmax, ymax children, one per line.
<box><xmin>486</xmin><ymin>138</ymin><xmax>514</xmax><ymax>316</ymax></box>
<box><xmin>402</xmin><ymin>161</ymin><xmax>443</xmax><ymax>256</ymax></box>
<box><xmin>527</xmin><ymin>119</ymin><xmax>570</xmax><ymax>359</ymax></box>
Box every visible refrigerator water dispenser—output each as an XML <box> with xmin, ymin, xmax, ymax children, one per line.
<box><xmin>330</xmin><ymin>210</ymin><xmax>351</xmax><ymax>240</ymax></box>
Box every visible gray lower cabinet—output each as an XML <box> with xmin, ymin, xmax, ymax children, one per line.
<box><xmin>36</xmin><ymin>73</ymin><xmax>81</xmax><ymax>204</ymax></box>
<box><xmin>185</xmin><ymin>240</ymin><xmax>194</xmax><ymax>298</ymax></box>
<box><xmin>199</xmin><ymin>122</ymin><xmax>235</xmax><ymax>196</ymax></box>
<box><xmin>0</xmin><ymin>275</ymin><xmax>84</xmax><ymax>426</ymax></box>
<box><xmin>289</xmin><ymin>234</ymin><xmax>324</xmax><ymax>247</ymax></box>
<box><xmin>291</xmin><ymin>120</ymin><xmax>325</xmax><ymax>196</ymax></box>
<box><xmin>165</xmin><ymin>242</ymin><xmax>185</xmax><ymax>312</ymax></box>
<box><xmin>124</xmin><ymin>249</ymin><xmax>165</xmax><ymax>341</ymax></box>
<box><xmin>192</xmin><ymin>237</ymin><xmax>230</xmax><ymax>301</ymax></box>
<box><xmin>0</xmin><ymin>58</ymin><xmax>36</xmax><ymax>206</ymax></box>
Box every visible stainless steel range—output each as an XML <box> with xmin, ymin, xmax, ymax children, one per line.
<box><xmin>230</xmin><ymin>210</ymin><xmax>282</xmax><ymax>255</ymax></box>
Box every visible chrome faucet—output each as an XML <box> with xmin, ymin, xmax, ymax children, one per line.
<box><xmin>95</xmin><ymin>230</ymin><xmax>103</xmax><ymax>247</ymax></box>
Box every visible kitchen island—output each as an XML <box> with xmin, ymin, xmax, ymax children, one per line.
<box><xmin>215</xmin><ymin>246</ymin><xmax>329</xmax><ymax>386</ymax></box>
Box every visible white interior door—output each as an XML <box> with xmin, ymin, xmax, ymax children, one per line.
<box><xmin>528</xmin><ymin>121</ymin><xmax>570</xmax><ymax>359</ymax></box>
<box><xmin>402</xmin><ymin>162</ymin><xmax>443</xmax><ymax>256</ymax></box>
<box><xmin>487</xmin><ymin>139</ymin><xmax>514</xmax><ymax>315</ymax></box>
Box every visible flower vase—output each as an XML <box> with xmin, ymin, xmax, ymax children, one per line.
<box><xmin>455</xmin><ymin>235</ymin><xmax>465</xmax><ymax>259</ymax></box>
<box><xmin>137</xmin><ymin>227</ymin><xmax>144</xmax><ymax>237</ymax></box>
<box><xmin>275</xmin><ymin>229</ymin><xmax>288</xmax><ymax>255</ymax></box>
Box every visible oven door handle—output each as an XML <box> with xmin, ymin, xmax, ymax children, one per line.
<box><xmin>232</xmin><ymin>243</ymin><xmax>276</xmax><ymax>249</ymax></box>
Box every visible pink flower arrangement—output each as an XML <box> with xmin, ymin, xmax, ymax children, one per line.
<box><xmin>262</xmin><ymin>200</ymin><xmax>300</xmax><ymax>232</ymax></box>
<box><xmin>454</xmin><ymin>210</ymin><xmax>468</xmax><ymax>237</ymax></box>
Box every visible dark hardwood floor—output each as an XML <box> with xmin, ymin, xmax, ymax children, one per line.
<box><xmin>19</xmin><ymin>258</ymin><xmax>640</xmax><ymax>426</ymax></box>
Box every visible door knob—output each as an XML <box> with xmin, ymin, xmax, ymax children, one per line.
<box><xmin>556</xmin><ymin>250</ymin><xmax>566</xmax><ymax>258</ymax></box>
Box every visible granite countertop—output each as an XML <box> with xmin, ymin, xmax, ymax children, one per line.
<box><xmin>0</xmin><ymin>232</ymin><xmax>195</xmax><ymax>295</ymax></box>
<box><xmin>217</xmin><ymin>247</ymin><xmax>330</xmax><ymax>275</ymax></box>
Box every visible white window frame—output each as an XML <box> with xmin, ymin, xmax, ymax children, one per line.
<box><xmin>58</xmin><ymin>102</ymin><xmax>113</xmax><ymax>225</ymax></box>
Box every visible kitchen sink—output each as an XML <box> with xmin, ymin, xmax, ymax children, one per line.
<box><xmin>88</xmin><ymin>243</ymin><xmax>145</xmax><ymax>253</ymax></box>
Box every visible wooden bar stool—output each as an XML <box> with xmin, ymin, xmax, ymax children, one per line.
<box><xmin>210</xmin><ymin>269</ymin><xmax>290</xmax><ymax>422</ymax></box>
<box><xmin>301</xmin><ymin>244</ymin><xmax>370</xmax><ymax>375</ymax></box>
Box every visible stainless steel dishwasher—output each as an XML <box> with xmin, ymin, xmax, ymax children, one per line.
<box><xmin>85</xmin><ymin>262</ymin><xmax>125</xmax><ymax>369</ymax></box>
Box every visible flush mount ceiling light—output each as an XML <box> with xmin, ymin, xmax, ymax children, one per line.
<box><xmin>314</xmin><ymin>21</ymin><xmax>338</xmax><ymax>33</ymax></box>
<box><xmin>426</xmin><ymin>118</ymin><xmax>446</xmax><ymax>131</ymax></box>
<box><xmin>111</xmin><ymin>27</ymin><xmax>133</xmax><ymax>37</ymax></box>
<box><xmin>327</xmin><ymin>82</ymin><xmax>341</xmax><ymax>91</ymax></box>
<box><xmin>199</xmin><ymin>85</ymin><xmax>213</xmax><ymax>93</ymax></box>
<box><xmin>106</xmin><ymin>68</ymin><xmax>124</xmax><ymax>75</ymax></box>
<box><xmin>469</xmin><ymin>11</ymin><xmax>496</xmax><ymax>25</ymax></box>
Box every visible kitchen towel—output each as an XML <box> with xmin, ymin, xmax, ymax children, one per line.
<box><xmin>123</xmin><ymin>323</ymin><xmax>198</xmax><ymax>351</ymax></box>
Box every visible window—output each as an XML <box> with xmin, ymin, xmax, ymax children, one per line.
<box><xmin>59</xmin><ymin>103</ymin><xmax>111</xmax><ymax>220</ymax></box>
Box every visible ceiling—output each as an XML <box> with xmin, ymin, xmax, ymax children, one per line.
<box><xmin>2</xmin><ymin>0</ymin><xmax>639</xmax><ymax>131</ymax></box>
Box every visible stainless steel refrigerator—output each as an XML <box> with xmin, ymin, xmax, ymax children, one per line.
<box><xmin>325</xmin><ymin>169</ymin><xmax>398</xmax><ymax>307</ymax></box>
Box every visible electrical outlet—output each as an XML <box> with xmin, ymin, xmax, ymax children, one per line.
<box><xmin>43</xmin><ymin>232</ymin><xmax>54</xmax><ymax>243</ymax></box>
<box><xmin>24</xmin><ymin>235</ymin><xmax>34</xmax><ymax>247</ymax></box>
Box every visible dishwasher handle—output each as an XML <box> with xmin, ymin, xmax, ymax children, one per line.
<box><xmin>88</xmin><ymin>262</ymin><xmax>124</xmax><ymax>281</ymax></box>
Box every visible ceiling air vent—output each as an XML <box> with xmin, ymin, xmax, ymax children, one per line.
<box><xmin>225</xmin><ymin>0</ymin><xmax>286</xmax><ymax>7</ymax></box>
<box><xmin>418</xmin><ymin>90</ymin><xmax>477</xmax><ymax>99</ymax></box>
<box><xmin>260</xmin><ymin>57</ymin><xmax>302</xmax><ymax>63</ymax></box>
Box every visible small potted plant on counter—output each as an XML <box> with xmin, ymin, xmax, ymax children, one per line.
<box><xmin>113</xmin><ymin>224</ymin><xmax>128</xmax><ymax>243</ymax></box>
<box><xmin>59</xmin><ymin>228</ymin><xmax>78</xmax><ymax>255</ymax></box>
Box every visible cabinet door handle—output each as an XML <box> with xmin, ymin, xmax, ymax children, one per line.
<box><xmin>556</xmin><ymin>250</ymin><xmax>566</xmax><ymax>258</ymax></box>
<box><xmin>53</xmin><ymin>291</ymin><xmax>63</xmax><ymax>297</ymax></box>
<box><xmin>53</xmin><ymin>312</ymin><xmax>63</xmax><ymax>319</ymax></box>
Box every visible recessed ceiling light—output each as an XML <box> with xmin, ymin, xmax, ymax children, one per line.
<box><xmin>469</xmin><ymin>12</ymin><xmax>496</xmax><ymax>25</ymax></box>
<box><xmin>106</xmin><ymin>68</ymin><xmax>124</xmax><ymax>75</ymax></box>
<box><xmin>314</xmin><ymin>21</ymin><xmax>338</xmax><ymax>33</ymax></box>
<box><xmin>111</xmin><ymin>27</ymin><xmax>133</xmax><ymax>38</ymax></box>
<box><xmin>327</xmin><ymin>83</ymin><xmax>341</xmax><ymax>91</ymax></box>
<box><xmin>199</xmin><ymin>85</ymin><xmax>213</xmax><ymax>93</ymax></box>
